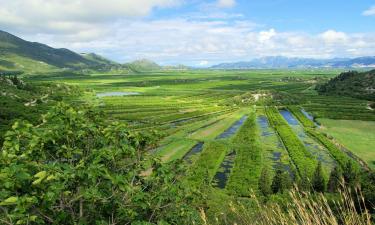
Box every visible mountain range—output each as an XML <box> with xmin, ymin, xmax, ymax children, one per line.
<box><xmin>0</xmin><ymin>30</ymin><xmax>168</xmax><ymax>73</ymax></box>
<box><xmin>210</xmin><ymin>56</ymin><xmax>375</xmax><ymax>69</ymax></box>
<box><xmin>1</xmin><ymin>30</ymin><xmax>375</xmax><ymax>73</ymax></box>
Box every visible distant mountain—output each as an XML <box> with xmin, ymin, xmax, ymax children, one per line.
<box><xmin>210</xmin><ymin>56</ymin><xmax>375</xmax><ymax>69</ymax></box>
<box><xmin>0</xmin><ymin>30</ymin><xmax>117</xmax><ymax>72</ymax></box>
<box><xmin>81</xmin><ymin>53</ymin><xmax>117</xmax><ymax>66</ymax></box>
<box><xmin>125</xmin><ymin>59</ymin><xmax>162</xmax><ymax>72</ymax></box>
<box><xmin>316</xmin><ymin>69</ymin><xmax>375</xmax><ymax>101</ymax></box>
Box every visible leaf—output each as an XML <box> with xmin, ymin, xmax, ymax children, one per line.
<box><xmin>0</xmin><ymin>196</ymin><xmax>18</xmax><ymax>206</ymax></box>
<box><xmin>34</xmin><ymin>171</ymin><xmax>47</xmax><ymax>179</ymax></box>
<box><xmin>32</xmin><ymin>171</ymin><xmax>48</xmax><ymax>185</ymax></box>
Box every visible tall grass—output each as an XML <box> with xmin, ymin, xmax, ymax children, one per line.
<box><xmin>201</xmin><ymin>185</ymin><xmax>372</xmax><ymax>225</ymax></box>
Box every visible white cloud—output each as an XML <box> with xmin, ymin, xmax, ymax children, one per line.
<box><xmin>363</xmin><ymin>5</ymin><xmax>375</xmax><ymax>16</ymax></box>
<box><xmin>25</xmin><ymin>18</ymin><xmax>375</xmax><ymax>65</ymax></box>
<box><xmin>0</xmin><ymin>0</ymin><xmax>181</xmax><ymax>34</ymax></box>
<box><xmin>217</xmin><ymin>0</ymin><xmax>236</xmax><ymax>8</ymax></box>
<box><xmin>199</xmin><ymin>60</ymin><xmax>209</xmax><ymax>66</ymax></box>
<box><xmin>319</xmin><ymin>30</ymin><xmax>348</xmax><ymax>44</ymax></box>
<box><xmin>0</xmin><ymin>0</ymin><xmax>374</xmax><ymax>65</ymax></box>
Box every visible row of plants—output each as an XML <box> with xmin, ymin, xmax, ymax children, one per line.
<box><xmin>305</xmin><ymin>129</ymin><xmax>360</xmax><ymax>170</ymax></box>
<box><xmin>186</xmin><ymin>141</ymin><xmax>229</xmax><ymax>188</ymax></box>
<box><xmin>287</xmin><ymin>106</ymin><xmax>315</xmax><ymax>128</ymax></box>
<box><xmin>226</xmin><ymin>112</ymin><xmax>263</xmax><ymax>196</ymax></box>
<box><xmin>287</xmin><ymin>106</ymin><xmax>361</xmax><ymax>171</ymax></box>
<box><xmin>265</xmin><ymin>107</ymin><xmax>317</xmax><ymax>177</ymax></box>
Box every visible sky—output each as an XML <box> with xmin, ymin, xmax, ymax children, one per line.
<box><xmin>0</xmin><ymin>0</ymin><xmax>374</xmax><ymax>66</ymax></box>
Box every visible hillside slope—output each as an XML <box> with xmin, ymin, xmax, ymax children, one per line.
<box><xmin>125</xmin><ymin>59</ymin><xmax>162</xmax><ymax>72</ymax></box>
<box><xmin>316</xmin><ymin>70</ymin><xmax>375</xmax><ymax>101</ymax></box>
<box><xmin>0</xmin><ymin>30</ymin><xmax>116</xmax><ymax>72</ymax></box>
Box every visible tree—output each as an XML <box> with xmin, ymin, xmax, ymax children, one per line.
<box><xmin>312</xmin><ymin>162</ymin><xmax>326</xmax><ymax>192</ymax></box>
<box><xmin>271</xmin><ymin>167</ymin><xmax>292</xmax><ymax>194</ymax></box>
<box><xmin>298</xmin><ymin>169</ymin><xmax>311</xmax><ymax>191</ymax></box>
<box><xmin>259</xmin><ymin>167</ymin><xmax>272</xmax><ymax>197</ymax></box>
<box><xmin>343</xmin><ymin>160</ymin><xmax>358</xmax><ymax>187</ymax></box>
<box><xmin>327</xmin><ymin>165</ymin><xmax>343</xmax><ymax>192</ymax></box>
<box><xmin>0</xmin><ymin>103</ymin><xmax>198</xmax><ymax>224</ymax></box>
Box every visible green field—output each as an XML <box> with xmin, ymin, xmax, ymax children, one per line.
<box><xmin>318</xmin><ymin>119</ymin><xmax>375</xmax><ymax>169</ymax></box>
<box><xmin>2</xmin><ymin>69</ymin><xmax>374</xmax><ymax>224</ymax></box>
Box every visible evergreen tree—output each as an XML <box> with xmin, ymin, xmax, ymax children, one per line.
<box><xmin>328</xmin><ymin>165</ymin><xmax>343</xmax><ymax>192</ymax></box>
<box><xmin>298</xmin><ymin>169</ymin><xmax>311</xmax><ymax>191</ymax></box>
<box><xmin>281</xmin><ymin>171</ymin><xmax>293</xmax><ymax>191</ymax></box>
<box><xmin>343</xmin><ymin>160</ymin><xmax>358</xmax><ymax>187</ymax></box>
<box><xmin>271</xmin><ymin>168</ymin><xmax>283</xmax><ymax>194</ymax></box>
<box><xmin>312</xmin><ymin>162</ymin><xmax>326</xmax><ymax>192</ymax></box>
<box><xmin>271</xmin><ymin>167</ymin><xmax>292</xmax><ymax>194</ymax></box>
<box><xmin>259</xmin><ymin>167</ymin><xmax>272</xmax><ymax>196</ymax></box>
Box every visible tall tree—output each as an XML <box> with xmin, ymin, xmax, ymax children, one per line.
<box><xmin>312</xmin><ymin>162</ymin><xmax>326</xmax><ymax>192</ymax></box>
<box><xmin>343</xmin><ymin>161</ymin><xmax>358</xmax><ymax>187</ymax></box>
<box><xmin>259</xmin><ymin>167</ymin><xmax>272</xmax><ymax>196</ymax></box>
<box><xmin>271</xmin><ymin>167</ymin><xmax>292</xmax><ymax>194</ymax></box>
<box><xmin>327</xmin><ymin>165</ymin><xmax>343</xmax><ymax>192</ymax></box>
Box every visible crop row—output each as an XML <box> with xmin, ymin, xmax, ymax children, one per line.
<box><xmin>288</xmin><ymin>106</ymin><xmax>315</xmax><ymax>128</ymax></box>
<box><xmin>265</xmin><ymin>107</ymin><xmax>317</xmax><ymax>177</ymax></box>
<box><xmin>225</xmin><ymin>112</ymin><xmax>263</xmax><ymax>196</ymax></box>
<box><xmin>185</xmin><ymin>141</ymin><xmax>228</xmax><ymax>188</ymax></box>
<box><xmin>305</xmin><ymin>129</ymin><xmax>360</xmax><ymax>170</ymax></box>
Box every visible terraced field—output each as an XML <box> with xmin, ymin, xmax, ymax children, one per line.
<box><xmin>27</xmin><ymin>69</ymin><xmax>373</xmax><ymax>198</ymax></box>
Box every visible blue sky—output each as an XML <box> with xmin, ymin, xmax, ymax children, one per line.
<box><xmin>0</xmin><ymin>0</ymin><xmax>374</xmax><ymax>66</ymax></box>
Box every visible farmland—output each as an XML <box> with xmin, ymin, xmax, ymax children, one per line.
<box><xmin>2</xmin><ymin>68</ymin><xmax>374</xmax><ymax>223</ymax></box>
<box><xmin>26</xmin><ymin>69</ymin><xmax>374</xmax><ymax>178</ymax></box>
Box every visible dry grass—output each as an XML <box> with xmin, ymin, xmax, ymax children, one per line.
<box><xmin>201</xmin><ymin>185</ymin><xmax>372</xmax><ymax>225</ymax></box>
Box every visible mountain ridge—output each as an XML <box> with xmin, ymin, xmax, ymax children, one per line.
<box><xmin>210</xmin><ymin>56</ymin><xmax>375</xmax><ymax>69</ymax></box>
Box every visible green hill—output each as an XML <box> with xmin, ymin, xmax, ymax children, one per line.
<box><xmin>316</xmin><ymin>70</ymin><xmax>375</xmax><ymax>101</ymax></box>
<box><xmin>125</xmin><ymin>59</ymin><xmax>162</xmax><ymax>72</ymax></box>
<box><xmin>0</xmin><ymin>30</ymin><xmax>116</xmax><ymax>72</ymax></box>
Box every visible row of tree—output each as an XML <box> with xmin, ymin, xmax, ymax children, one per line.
<box><xmin>258</xmin><ymin>161</ymin><xmax>360</xmax><ymax>196</ymax></box>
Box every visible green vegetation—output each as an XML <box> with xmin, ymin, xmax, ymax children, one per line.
<box><xmin>0</xmin><ymin>103</ymin><xmax>200</xmax><ymax>224</ymax></box>
<box><xmin>186</xmin><ymin>141</ymin><xmax>228</xmax><ymax>188</ymax></box>
<box><xmin>0</xmin><ymin>64</ymin><xmax>374</xmax><ymax>224</ymax></box>
<box><xmin>266</xmin><ymin>107</ymin><xmax>317</xmax><ymax>177</ymax></box>
<box><xmin>318</xmin><ymin>118</ymin><xmax>375</xmax><ymax>169</ymax></box>
<box><xmin>316</xmin><ymin>69</ymin><xmax>375</xmax><ymax>101</ymax></box>
<box><xmin>226</xmin><ymin>112</ymin><xmax>263</xmax><ymax>196</ymax></box>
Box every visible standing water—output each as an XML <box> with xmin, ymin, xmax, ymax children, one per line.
<box><xmin>279</xmin><ymin>109</ymin><xmax>336</xmax><ymax>169</ymax></box>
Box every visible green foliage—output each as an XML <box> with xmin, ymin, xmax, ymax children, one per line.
<box><xmin>0</xmin><ymin>103</ymin><xmax>199</xmax><ymax>224</ymax></box>
<box><xmin>0</xmin><ymin>77</ymin><xmax>82</xmax><ymax>147</ymax></box>
<box><xmin>271</xmin><ymin>167</ymin><xmax>292</xmax><ymax>194</ymax></box>
<box><xmin>316</xmin><ymin>70</ymin><xmax>375</xmax><ymax>101</ymax></box>
<box><xmin>288</xmin><ymin>106</ymin><xmax>315</xmax><ymax>128</ymax></box>
<box><xmin>186</xmin><ymin>141</ymin><xmax>228</xmax><ymax>188</ymax></box>
<box><xmin>306</xmin><ymin>129</ymin><xmax>359</xmax><ymax>170</ymax></box>
<box><xmin>226</xmin><ymin>112</ymin><xmax>263</xmax><ymax>196</ymax></box>
<box><xmin>327</xmin><ymin>165</ymin><xmax>343</xmax><ymax>193</ymax></box>
<box><xmin>343</xmin><ymin>161</ymin><xmax>359</xmax><ymax>187</ymax></box>
<box><xmin>258</xmin><ymin>167</ymin><xmax>272</xmax><ymax>197</ymax></box>
<box><xmin>312</xmin><ymin>162</ymin><xmax>326</xmax><ymax>192</ymax></box>
<box><xmin>265</xmin><ymin>107</ymin><xmax>317</xmax><ymax>177</ymax></box>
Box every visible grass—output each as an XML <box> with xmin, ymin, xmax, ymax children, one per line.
<box><xmin>318</xmin><ymin>119</ymin><xmax>375</xmax><ymax>169</ymax></box>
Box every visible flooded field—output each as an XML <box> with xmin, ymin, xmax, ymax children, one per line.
<box><xmin>216</xmin><ymin>116</ymin><xmax>248</xmax><ymax>139</ymax></box>
<box><xmin>257</xmin><ymin>115</ymin><xmax>294</xmax><ymax>177</ymax></box>
<box><xmin>212</xmin><ymin>151</ymin><xmax>236</xmax><ymax>189</ymax></box>
<box><xmin>279</xmin><ymin>110</ymin><xmax>336</xmax><ymax>171</ymax></box>
<box><xmin>183</xmin><ymin>142</ymin><xmax>204</xmax><ymax>163</ymax></box>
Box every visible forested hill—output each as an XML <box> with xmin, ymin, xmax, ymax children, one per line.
<box><xmin>316</xmin><ymin>70</ymin><xmax>375</xmax><ymax>101</ymax></box>
<box><xmin>0</xmin><ymin>30</ymin><xmax>116</xmax><ymax>72</ymax></box>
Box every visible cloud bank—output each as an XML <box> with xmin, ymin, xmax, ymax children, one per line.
<box><xmin>0</xmin><ymin>0</ymin><xmax>374</xmax><ymax>65</ymax></box>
